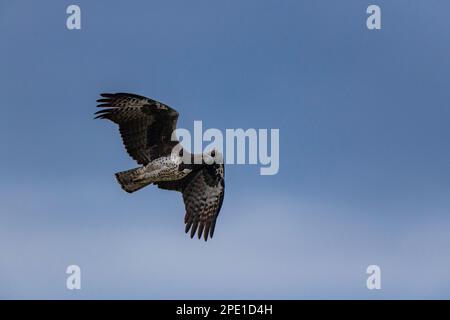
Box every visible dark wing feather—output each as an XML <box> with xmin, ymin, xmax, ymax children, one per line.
<box><xmin>156</xmin><ymin>179</ymin><xmax>185</xmax><ymax>192</ymax></box>
<box><xmin>182</xmin><ymin>165</ymin><xmax>225</xmax><ymax>241</ymax></box>
<box><xmin>95</xmin><ymin>92</ymin><xmax>179</xmax><ymax>165</ymax></box>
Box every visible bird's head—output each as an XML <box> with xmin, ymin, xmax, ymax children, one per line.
<box><xmin>203</xmin><ymin>148</ymin><xmax>223</xmax><ymax>165</ymax></box>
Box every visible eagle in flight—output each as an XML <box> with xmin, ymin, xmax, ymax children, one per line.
<box><xmin>95</xmin><ymin>92</ymin><xmax>225</xmax><ymax>241</ymax></box>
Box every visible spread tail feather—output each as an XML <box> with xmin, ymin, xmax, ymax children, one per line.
<box><xmin>115</xmin><ymin>167</ymin><xmax>151</xmax><ymax>193</ymax></box>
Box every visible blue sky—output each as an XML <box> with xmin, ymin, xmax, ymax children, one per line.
<box><xmin>1</xmin><ymin>0</ymin><xmax>450</xmax><ymax>299</ymax></box>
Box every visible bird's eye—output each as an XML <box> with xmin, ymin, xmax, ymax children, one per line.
<box><xmin>210</xmin><ymin>150</ymin><xmax>216</xmax><ymax>157</ymax></box>
<box><xmin>179</xmin><ymin>149</ymin><xmax>184</xmax><ymax>157</ymax></box>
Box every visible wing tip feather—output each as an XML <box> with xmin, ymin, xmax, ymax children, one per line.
<box><xmin>100</xmin><ymin>93</ymin><xmax>114</xmax><ymax>98</ymax></box>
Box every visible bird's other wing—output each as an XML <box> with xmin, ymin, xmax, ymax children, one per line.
<box><xmin>182</xmin><ymin>165</ymin><xmax>225</xmax><ymax>241</ymax></box>
<box><xmin>95</xmin><ymin>92</ymin><xmax>179</xmax><ymax>165</ymax></box>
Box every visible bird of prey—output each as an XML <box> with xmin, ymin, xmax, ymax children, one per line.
<box><xmin>95</xmin><ymin>92</ymin><xmax>225</xmax><ymax>241</ymax></box>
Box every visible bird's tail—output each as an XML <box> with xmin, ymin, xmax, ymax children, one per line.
<box><xmin>115</xmin><ymin>166</ymin><xmax>151</xmax><ymax>193</ymax></box>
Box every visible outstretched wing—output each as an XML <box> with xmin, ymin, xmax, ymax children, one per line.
<box><xmin>182</xmin><ymin>165</ymin><xmax>225</xmax><ymax>241</ymax></box>
<box><xmin>95</xmin><ymin>92</ymin><xmax>179</xmax><ymax>165</ymax></box>
<box><xmin>156</xmin><ymin>165</ymin><xmax>225</xmax><ymax>241</ymax></box>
